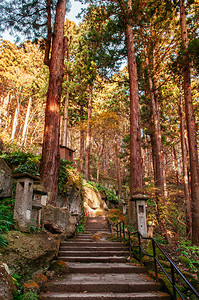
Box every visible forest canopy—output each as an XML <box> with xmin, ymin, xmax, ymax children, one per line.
<box><xmin>0</xmin><ymin>0</ymin><xmax>199</xmax><ymax>245</ymax></box>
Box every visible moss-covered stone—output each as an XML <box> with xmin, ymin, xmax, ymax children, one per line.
<box><xmin>23</xmin><ymin>280</ymin><xmax>39</xmax><ymax>294</ymax></box>
<box><xmin>48</xmin><ymin>260</ymin><xmax>70</xmax><ymax>276</ymax></box>
<box><xmin>0</xmin><ymin>231</ymin><xmax>57</xmax><ymax>281</ymax></box>
<box><xmin>32</xmin><ymin>272</ymin><xmax>48</xmax><ymax>288</ymax></box>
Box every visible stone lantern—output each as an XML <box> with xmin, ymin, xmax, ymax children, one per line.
<box><xmin>13</xmin><ymin>173</ymin><xmax>39</xmax><ymax>232</ymax></box>
<box><xmin>130</xmin><ymin>194</ymin><xmax>149</xmax><ymax>237</ymax></box>
<box><xmin>32</xmin><ymin>183</ymin><xmax>47</xmax><ymax>227</ymax></box>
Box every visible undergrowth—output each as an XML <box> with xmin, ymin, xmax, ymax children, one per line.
<box><xmin>0</xmin><ymin>197</ymin><xmax>15</xmax><ymax>247</ymax></box>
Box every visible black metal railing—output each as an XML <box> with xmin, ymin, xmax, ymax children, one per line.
<box><xmin>115</xmin><ymin>220</ymin><xmax>199</xmax><ymax>300</ymax></box>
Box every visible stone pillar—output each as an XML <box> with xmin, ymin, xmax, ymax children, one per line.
<box><xmin>130</xmin><ymin>194</ymin><xmax>149</xmax><ymax>237</ymax></box>
<box><xmin>121</xmin><ymin>200</ymin><xmax>127</xmax><ymax>215</ymax></box>
<box><xmin>13</xmin><ymin>173</ymin><xmax>37</xmax><ymax>232</ymax></box>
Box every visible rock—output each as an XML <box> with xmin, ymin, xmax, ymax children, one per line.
<box><xmin>83</xmin><ymin>183</ymin><xmax>103</xmax><ymax>210</ymax></box>
<box><xmin>0</xmin><ymin>231</ymin><xmax>57</xmax><ymax>281</ymax></box>
<box><xmin>46</xmin><ymin>270</ymin><xmax>56</xmax><ymax>280</ymax></box>
<box><xmin>32</xmin><ymin>272</ymin><xmax>48</xmax><ymax>288</ymax></box>
<box><xmin>23</xmin><ymin>280</ymin><xmax>39</xmax><ymax>294</ymax></box>
<box><xmin>48</xmin><ymin>260</ymin><xmax>70</xmax><ymax>276</ymax></box>
<box><xmin>64</xmin><ymin>183</ymin><xmax>83</xmax><ymax>216</ymax></box>
<box><xmin>0</xmin><ymin>158</ymin><xmax>13</xmax><ymax>198</ymax></box>
<box><xmin>41</xmin><ymin>205</ymin><xmax>76</xmax><ymax>238</ymax></box>
<box><xmin>0</xmin><ymin>260</ymin><xmax>15</xmax><ymax>300</ymax></box>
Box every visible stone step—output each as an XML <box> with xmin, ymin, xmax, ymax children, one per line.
<box><xmin>85</xmin><ymin>229</ymin><xmax>109</xmax><ymax>232</ymax></box>
<box><xmin>58</xmin><ymin>256</ymin><xmax>127</xmax><ymax>263</ymax></box>
<box><xmin>41</xmin><ymin>291</ymin><xmax>171</xmax><ymax>300</ymax></box>
<box><xmin>67</xmin><ymin>262</ymin><xmax>146</xmax><ymax>274</ymax></box>
<box><xmin>61</xmin><ymin>241</ymin><xmax>122</xmax><ymax>247</ymax></box>
<box><xmin>68</xmin><ymin>238</ymin><xmax>93</xmax><ymax>242</ymax></box>
<box><xmin>43</xmin><ymin>273</ymin><xmax>161</xmax><ymax>293</ymax></box>
<box><xmin>60</xmin><ymin>246</ymin><xmax>128</xmax><ymax>252</ymax></box>
<box><xmin>58</xmin><ymin>250</ymin><xmax>129</xmax><ymax>257</ymax></box>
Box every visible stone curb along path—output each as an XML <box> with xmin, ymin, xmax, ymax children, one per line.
<box><xmin>41</xmin><ymin>216</ymin><xmax>171</xmax><ymax>299</ymax></box>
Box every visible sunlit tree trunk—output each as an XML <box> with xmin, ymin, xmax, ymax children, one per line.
<box><xmin>179</xmin><ymin>81</ymin><xmax>192</xmax><ymax>237</ymax></box>
<box><xmin>63</xmin><ymin>92</ymin><xmax>69</xmax><ymax>147</ymax></box>
<box><xmin>85</xmin><ymin>85</ymin><xmax>93</xmax><ymax>180</ymax></box>
<box><xmin>40</xmin><ymin>0</ymin><xmax>67</xmax><ymax>206</ymax></box>
<box><xmin>180</xmin><ymin>0</ymin><xmax>199</xmax><ymax>245</ymax></box>
<box><xmin>22</xmin><ymin>97</ymin><xmax>32</xmax><ymax>144</ymax></box>
<box><xmin>11</xmin><ymin>102</ymin><xmax>20</xmax><ymax>140</ymax></box>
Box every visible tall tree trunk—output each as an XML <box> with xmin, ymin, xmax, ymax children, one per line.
<box><xmin>180</xmin><ymin>0</ymin><xmax>199</xmax><ymax>245</ymax></box>
<box><xmin>40</xmin><ymin>0</ymin><xmax>67</xmax><ymax>206</ymax></box>
<box><xmin>60</xmin><ymin>115</ymin><xmax>63</xmax><ymax>145</ymax></box>
<box><xmin>11</xmin><ymin>102</ymin><xmax>20</xmax><ymax>140</ymax></box>
<box><xmin>172</xmin><ymin>146</ymin><xmax>179</xmax><ymax>187</ymax></box>
<box><xmin>144</xmin><ymin>47</ymin><xmax>165</xmax><ymax>194</ymax></box>
<box><xmin>115</xmin><ymin>137</ymin><xmax>122</xmax><ymax>198</ymax></box>
<box><xmin>125</xmin><ymin>0</ymin><xmax>143</xmax><ymax>225</ymax></box>
<box><xmin>63</xmin><ymin>92</ymin><xmax>69</xmax><ymax>147</ymax></box>
<box><xmin>22</xmin><ymin>97</ymin><xmax>32</xmax><ymax>144</ymax></box>
<box><xmin>179</xmin><ymin>83</ymin><xmax>192</xmax><ymax>236</ymax></box>
<box><xmin>85</xmin><ymin>85</ymin><xmax>93</xmax><ymax>181</ymax></box>
<box><xmin>63</xmin><ymin>41</ymin><xmax>70</xmax><ymax>147</ymax></box>
<box><xmin>79</xmin><ymin>105</ymin><xmax>84</xmax><ymax>173</ymax></box>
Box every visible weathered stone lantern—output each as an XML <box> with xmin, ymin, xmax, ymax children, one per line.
<box><xmin>13</xmin><ymin>173</ymin><xmax>39</xmax><ymax>232</ymax></box>
<box><xmin>130</xmin><ymin>194</ymin><xmax>149</xmax><ymax>237</ymax></box>
<box><xmin>32</xmin><ymin>183</ymin><xmax>47</xmax><ymax>228</ymax></box>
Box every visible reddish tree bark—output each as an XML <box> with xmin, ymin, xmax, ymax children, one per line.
<box><xmin>40</xmin><ymin>0</ymin><xmax>67</xmax><ymax>206</ymax></box>
<box><xmin>180</xmin><ymin>0</ymin><xmax>199</xmax><ymax>245</ymax></box>
<box><xmin>144</xmin><ymin>47</ymin><xmax>166</xmax><ymax>195</ymax></box>
<box><xmin>85</xmin><ymin>85</ymin><xmax>93</xmax><ymax>180</ymax></box>
<box><xmin>124</xmin><ymin>0</ymin><xmax>143</xmax><ymax>224</ymax></box>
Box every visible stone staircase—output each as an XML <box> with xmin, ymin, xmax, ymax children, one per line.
<box><xmin>41</xmin><ymin>216</ymin><xmax>171</xmax><ymax>299</ymax></box>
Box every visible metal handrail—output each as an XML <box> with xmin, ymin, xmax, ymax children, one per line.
<box><xmin>115</xmin><ymin>220</ymin><xmax>199</xmax><ymax>300</ymax></box>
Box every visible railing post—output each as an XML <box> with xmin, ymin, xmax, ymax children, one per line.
<box><xmin>138</xmin><ymin>233</ymin><xmax>142</xmax><ymax>264</ymax></box>
<box><xmin>120</xmin><ymin>223</ymin><xmax>122</xmax><ymax>242</ymax></box>
<box><xmin>171</xmin><ymin>263</ymin><xmax>177</xmax><ymax>300</ymax></box>
<box><xmin>128</xmin><ymin>231</ymin><xmax>132</xmax><ymax>258</ymax></box>
<box><xmin>152</xmin><ymin>239</ymin><xmax>158</xmax><ymax>281</ymax></box>
<box><xmin>123</xmin><ymin>221</ymin><xmax>125</xmax><ymax>243</ymax></box>
<box><xmin>116</xmin><ymin>224</ymin><xmax>118</xmax><ymax>242</ymax></box>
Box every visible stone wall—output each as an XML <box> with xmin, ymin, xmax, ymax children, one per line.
<box><xmin>0</xmin><ymin>158</ymin><xmax>13</xmax><ymax>198</ymax></box>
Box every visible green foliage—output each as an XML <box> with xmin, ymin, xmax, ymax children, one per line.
<box><xmin>14</xmin><ymin>291</ymin><xmax>39</xmax><ymax>300</ymax></box>
<box><xmin>177</xmin><ymin>238</ymin><xmax>199</xmax><ymax>273</ymax></box>
<box><xmin>78</xmin><ymin>224</ymin><xmax>85</xmax><ymax>233</ymax></box>
<box><xmin>59</xmin><ymin>162</ymin><xmax>83</xmax><ymax>195</ymax></box>
<box><xmin>1</xmin><ymin>151</ymin><xmax>40</xmax><ymax>176</ymax></box>
<box><xmin>88</xmin><ymin>181</ymin><xmax>119</xmax><ymax>204</ymax></box>
<box><xmin>0</xmin><ymin>233</ymin><xmax>8</xmax><ymax>247</ymax></box>
<box><xmin>0</xmin><ymin>197</ymin><xmax>15</xmax><ymax>247</ymax></box>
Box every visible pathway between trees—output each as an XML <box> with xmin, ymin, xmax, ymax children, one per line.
<box><xmin>41</xmin><ymin>215</ymin><xmax>171</xmax><ymax>299</ymax></box>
